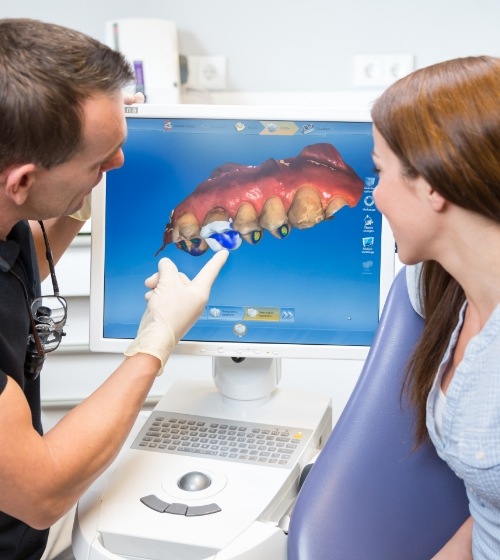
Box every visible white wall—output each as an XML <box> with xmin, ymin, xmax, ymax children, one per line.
<box><xmin>1</xmin><ymin>0</ymin><xmax>499</xmax><ymax>92</ymax></box>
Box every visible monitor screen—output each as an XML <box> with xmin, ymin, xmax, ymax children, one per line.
<box><xmin>90</xmin><ymin>103</ymin><xmax>394</xmax><ymax>363</ymax></box>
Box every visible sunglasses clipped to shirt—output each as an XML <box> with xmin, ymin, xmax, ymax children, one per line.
<box><xmin>2</xmin><ymin>221</ymin><xmax>67</xmax><ymax>380</ymax></box>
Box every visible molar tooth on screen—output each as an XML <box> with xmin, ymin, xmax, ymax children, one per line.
<box><xmin>200</xmin><ymin>219</ymin><xmax>242</xmax><ymax>252</ymax></box>
<box><xmin>155</xmin><ymin>143</ymin><xmax>364</xmax><ymax>257</ymax></box>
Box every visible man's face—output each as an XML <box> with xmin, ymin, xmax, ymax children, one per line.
<box><xmin>30</xmin><ymin>92</ymin><xmax>127</xmax><ymax>219</ymax></box>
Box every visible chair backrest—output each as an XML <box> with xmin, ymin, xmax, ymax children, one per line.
<box><xmin>287</xmin><ymin>267</ymin><xmax>469</xmax><ymax>560</ymax></box>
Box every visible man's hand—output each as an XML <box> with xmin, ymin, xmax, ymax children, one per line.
<box><xmin>123</xmin><ymin>91</ymin><xmax>146</xmax><ymax>104</ymax></box>
<box><xmin>125</xmin><ymin>250</ymin><xmax>229</xmax><ymax>373</ymax></box>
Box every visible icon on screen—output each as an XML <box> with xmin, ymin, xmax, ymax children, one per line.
<box><xmin>362</xmin><ymin>237</ymin><xmax>374</xmax><ymax>249</ymax></box>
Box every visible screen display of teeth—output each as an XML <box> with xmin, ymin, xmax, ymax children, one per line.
<box><xmin>93</xmin><ymin>105</ymin><xmax>389</xmax><ymax>359</ymax></box>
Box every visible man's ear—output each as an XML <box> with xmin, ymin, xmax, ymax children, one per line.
<box><xmin>3</xmin><ymin>164</ymin><xmax>37</xmax><ymax>205</ymax></box>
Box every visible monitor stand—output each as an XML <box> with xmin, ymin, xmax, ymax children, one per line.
<box><xmin>213</xmin><ymin>356</ymin><xmax>281</xmax><ymax>405</ymax></box>
<box><xmin>73</xmin><ymin>356</ymin><xmax>332</xmax><ymax>560</ymax></box>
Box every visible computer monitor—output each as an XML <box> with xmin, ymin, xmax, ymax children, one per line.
<box><xmin>90</xmin><ymin>103</ymin><xmax>394</xmax><ymax>401</ymax></box>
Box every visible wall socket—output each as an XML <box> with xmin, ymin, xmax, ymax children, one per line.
<box><xmin>186</xmin><ymin>55</ymin><xmax>227</xmax><ymax>90</ymax></box>
<box><xmin>354</xmin><ymin>54</ymin><xmax>415</xmax><ymax>88</ymax></box>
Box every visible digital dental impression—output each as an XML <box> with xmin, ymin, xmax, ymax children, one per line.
<box><xmin>156</xmin><ymin>143</ymin><xmax>364</xmax><ymax>256</ymax></box>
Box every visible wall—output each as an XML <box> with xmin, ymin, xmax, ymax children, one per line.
<box><xmin>1</xmin><ymin>0</ymin><xmax>499</xmax><ymax>92</ymax></box>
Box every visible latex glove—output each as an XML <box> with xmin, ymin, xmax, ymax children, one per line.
<box><xmin>123</xmin><ymin>91</ymin><xmax>146</xmax><ymax>104</ymax></box>
<box><xmin>68</xmin><ymin>192</ymin><xmax>92</xmax><ymax>221</ymax></box>
<box><xmin>124</xmin><ymin>250</ymin><xmax>229</xmax><ymax>373</ymax></box>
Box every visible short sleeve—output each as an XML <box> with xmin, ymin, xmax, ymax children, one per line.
<box><xmin>0</xmin><ymin>369</ymin><xmax>7</xmax><ymax>395</ymax></box>
<box><xmin>406</xmin><ymin>263</ymin><xmax>424</xmax><ymax>318</ymax></box>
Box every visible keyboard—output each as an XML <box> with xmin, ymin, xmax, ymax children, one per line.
<box><xmin>131</xmin><ymin>411</ymin><xmax>313</xmax><ymax>469</ymax></box>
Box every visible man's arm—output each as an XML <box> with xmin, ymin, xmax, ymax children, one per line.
<box><xmin>0</xmin><ymin>352</ymin><xmax>160</xmax><ymax>529</ymax></box>
<box><xmin>29</xmin><ymin>215</ymin><xmax>87</xmax><ymax>281</ymax></box>
<box><xmin>0</xmin><ymin>250</ymin><xmax>228</xmax><ymax>529</ymax></box>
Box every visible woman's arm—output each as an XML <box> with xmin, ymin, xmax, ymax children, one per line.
<box><xmin>431</xmin><ymin>517</ymin><xmax>473</xmax><ymax>560</ymax></box>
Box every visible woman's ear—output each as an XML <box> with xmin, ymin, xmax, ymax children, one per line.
<box><xmin>426</xmin><ymin>183</ymin><xmax>447</xmax><ymax>212</ymax></box>
<box><xmin>3</xmin><ymin>164</ymin><xmax>37</xmax><ymax>205</ymax></box>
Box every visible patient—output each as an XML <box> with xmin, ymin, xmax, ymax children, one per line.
<box><xmin>371</xmin><ymin>55</ymin><xmax>500</xmax><ymax>559</ymax></box>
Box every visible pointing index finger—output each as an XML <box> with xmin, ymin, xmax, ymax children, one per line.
<box><xmin>193</xmin><ymin>250</ymin><xmax>229</xmax><ymax>288</ymax></box>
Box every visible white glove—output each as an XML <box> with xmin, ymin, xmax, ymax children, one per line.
<box><xmin>123</xmin><ymin>91</ymin><xmax>146</xmax><ymax>104</ymax></box>
<box><xmin>69</xmin><ymin>193</ymin><xmax>92</xmax><ymax>221</ymax></box>
<box><xmin>124</xmin><ymin>250</ymin><xmax>229</xmax><ymax>374</ymax></box>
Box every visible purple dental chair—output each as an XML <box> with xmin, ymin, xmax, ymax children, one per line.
<box><xmin>287</xmin><ymin>267</ymin><xmax>469</xmax><ymax>560</ymax></box>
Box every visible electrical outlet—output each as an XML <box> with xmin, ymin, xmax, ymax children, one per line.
<box><xmin>186</xmin><ymin>55</ymin><xmax>227</xmax><ymax>90</ymax></box>
<box><xmin>382</xmin><ymin>55</ymin><xmax>415</xmax><ymax>84</ymax></box>
<box><xmin>354</xmin><ymin>54</ymin><xmax>414</xmax><ymax>88</ymax></box>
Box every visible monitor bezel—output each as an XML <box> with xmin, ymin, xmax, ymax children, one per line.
<box><xmin>89</xmin><ymin>103</ymin><xmax>395</xmax><ymax>361</ymax></box>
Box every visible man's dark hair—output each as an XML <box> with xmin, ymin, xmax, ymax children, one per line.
<box><xmin>0</xmin><ymin>18</ymin><xmax>134</xmax><ymax>171</ymax></box>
